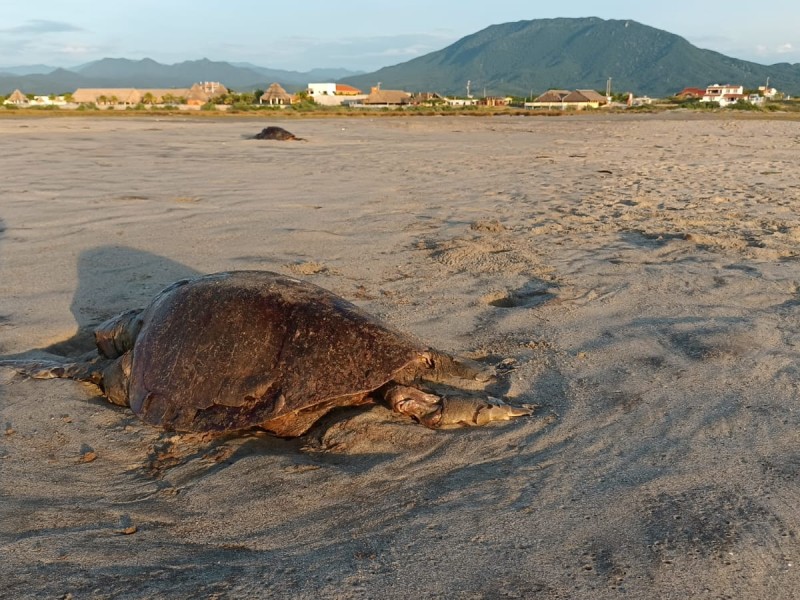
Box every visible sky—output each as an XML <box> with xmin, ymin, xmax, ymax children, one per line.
<box><xmin>1</xmin><ymin>1</ymin><xmax>799</xmax><ymax>72</ymax></box>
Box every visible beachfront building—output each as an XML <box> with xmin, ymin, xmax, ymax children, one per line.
<box><xmin>702</xmin><ymin>84</ymin><xmax>745</xmax><ymax>106</ymax></box>
<box><xmin>73</xmin><ymin>88</ymin><xmax>140</xmax><ymax>105</ymax></box>
<box><xmin>30</xmin><ymin>95</ymin><xmax>68</xmax><ymax>106</ymax></box>
<box><xmin>443</xmin><ymin>97</ymin><xmax>479</xmax><ymax>107</ymax></box>
<box><xmin>676</xmin><ymin>87</ymin><xmax>706</xmax><ymax>99</ymax></box>
<box><xmin>70</xmin><ymin>83</ymin><xmax>228</xmax><ymax>107</ymax></box>
<box><xmin>185</xmin><ymin>82</ymin><xmax>228</xmax><ymax>106</ymax></box>
<box><xmin>525</xmin><ymin>89</ymin><xmax>608</xmax><ymax>110</ymax></box>
<box><xmin>307</xmin><ymin>83</ymin><xmax>362</xmax><ymax>97</ymax></box>
<box><xmin>360</xmin><ymin>85</ymin><xmax>412</xmax><ymax>107</ymax></box>
<box><xmin>3</xmin><ymin>89</ymin><xmax>29</xmax><ymax>105</ymax></box>
<box><xmin>759</xmin><ymin>85</ymin><xmax>779</xmax><ymax>99</ymax></box>
<box><xmin>477</xmin><ymin>96</ymin><xmax>511</xmax><ymax>107</ymax></box>
<box><xmin>409</xmin><ymin>92</ymin><xmax>446</xmax><ymax>106</ymax></box>
<box><xmin>306</xmin><ymin>83</ymin><xmax>364</xmax><ymax>106</ymax></box>
<box><xmin>72</xmin><ymin>88</ymin><xmax>193</xmax><ymax>106</ymax></box>
<box><xmin>259</xmin><ymin>82</ymin><xmax>293</xmax><ymax>105</ymax></box>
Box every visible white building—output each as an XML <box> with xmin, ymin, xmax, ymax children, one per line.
<box><xmin>30</xmin><ymin>95</ymin><xmax>68</xmax><ymax>106</ymax></box>
<box><xmin>702</xmin><ymin>84</ymin><xmax>744</xmax><ymax>106</ymax></box>
<box><xmin>759</xmin><ymin>86</ymin><xmax>779</xmax><ymax>99</ymax></box>
<box><xmin>307</xmin><ymin>82</ymin><xmax>365</xmax><ymax>106</ymax></box>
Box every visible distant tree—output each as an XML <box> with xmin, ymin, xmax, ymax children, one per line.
<box><xmin>63</xmin><ymin>92</ymin><xmax>74</xmax><ymax>103</ymax></box>
<box><xmin>97</xmin><ymin>95</ymin><xmax>108</xmax><ymax>105</ymax></box>
<box><xmin>207</xmin><ymin>93</ymin><xmax>228</xmax><ymax>105</ymax></box>
<box><xmin>162</xmin><ymin>93</ymin><xmax>177</xmax><ymax>105</ymax></box>
<box><xmin>109</xmin><ymin>95</ymin><xmax>119</xmax><ymax>105</ymax></box>
<box><xmin>142</xmin><ymin>92</ymin><xmax>155</xmax><ymax>105</ymax></box>
<box><xmin>253</xmin><ymin>89</ymin><xmax>264</xmax><ymax>103</ymax></box>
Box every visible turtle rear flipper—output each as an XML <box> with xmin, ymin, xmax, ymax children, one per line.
<box><xmin>0</xmin><ymin>354</ymin><xmax>130</xmax><ymax>406</ymax></box>
<box><xmin>95</xmin><ymin>309</ymin><xmax>143</xmax><ymax>358</ymax></box>
<box><xmin>0</xmin><ymin>357</ymin><xmax>106</xmax><ymax>386</ymax></box>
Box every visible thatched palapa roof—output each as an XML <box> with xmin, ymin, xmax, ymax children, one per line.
<box><xmin>72</xmin><ymin>88</ymin><xmax>192</xmax><ymax>104</ymax></box>
<box><xmin>260</xmin><ymin>83</ymin><xmax>293</xmax><ymax>105</ymax></box>
<box><xmin>363</xmin><ymin>87</ymin><xmax>411</xmax><ymax>105</ymax></box>
<box><xmin>5</xmin><ymin>89</ymin><xmax>28</xmax><ymax>104</ymax></box>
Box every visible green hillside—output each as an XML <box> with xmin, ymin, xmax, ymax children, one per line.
<box><xmin>341</xmin><ymin>18</ymin><xmax>800</xmax><ymax>97</ymax></box>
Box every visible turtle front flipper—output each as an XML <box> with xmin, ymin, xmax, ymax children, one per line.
<box><xmin>382</xmin><ymin>384</ymin><xmax>531</xmax><ymax>429</ymax></box>
<box><xmin>382</xmin><ymin>384</ymin><xmax>443</xmax><ymax>427</ymax></box>
<box><xmin>437</xmin><ymin>396</ymin><xmax>533</xmax><ymax>428</ymax></box>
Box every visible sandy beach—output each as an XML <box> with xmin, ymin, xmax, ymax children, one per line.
<box><xmin>1</xmin><ymin>113</ymin><xmax>799</xmax><ymax>598</ymax></box>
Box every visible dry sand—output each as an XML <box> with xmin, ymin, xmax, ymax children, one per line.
<box><xmin>1</xmin><ymin>113</ymin><xmax>799</xmax><ymax>598</ymax></box>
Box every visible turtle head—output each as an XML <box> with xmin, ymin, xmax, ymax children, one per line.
<box><xmin>417</xmin><ymin>350</ymin><xmax>495</xmax><ymax>390</ymax></box>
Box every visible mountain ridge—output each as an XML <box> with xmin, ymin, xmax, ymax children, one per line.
<box><xmin>341</xmin><ymin>18</ymin><xmax>800</xmax><ymax>97</ymax></box>
<box><xmin>2</xmin><ymin>18</ymin><xmax>799</xmax><ymax>97</ymax></box>
<box><xmin>0</xmin><ymin>58</ymin><xmax>359</xmax><ymax>95</ymax></box>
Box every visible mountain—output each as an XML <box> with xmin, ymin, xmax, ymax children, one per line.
<box><xmin>232</xmin><ymin>63</ymin><xmax>364</xmax><ymax>82</ymax></box>
<box><xmin>340</xmin><ymin>17</ymin><xmax>800</xmax><ymax>97</ymax></box>
<box><xmin>0</xmin><ymin>64</ymin><xmax>58</xmax><ymax>76</ymax></box>
<box><xmin>0</xmin><ymin>58</ymin><xmax>348</xmax><ymax>95</ymax></box>
<box><xmin>4</xmin><ymin>19</ymin><xmax>800</xmax><ymax>98</ymax></box>
<box><xmin>72</xmin><ymin>57</ymin><xmax>277</xmax><ymax>89</ymax></box>
<box><xmin>0</xmin><ymin>68</ymin><xmax>96</xmax><ymax>95</ymax></box>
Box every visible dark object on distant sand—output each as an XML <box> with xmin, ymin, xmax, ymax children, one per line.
<box><xmin>253</xmin><ymin>126</ymin><xmax>305</xmax><ymax>141</ymax></box>
<box><xmin>1</xmin><ymin>271</ymin><xmax>530</xmax><ymax>437</ymax></box>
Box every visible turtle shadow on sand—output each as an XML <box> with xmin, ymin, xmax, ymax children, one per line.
<box><xmin>5</xmin><ymin>246</ymin><xmax>200</xmax><ymax>359</ymax></box>
<box><xmin>139</xmin><ymin>423</ymin><xmax>403</xmax><ymax>487</ymax></box>
<box><xmin>2</xmin><ymin>257</ymin><xmax>532</xmax><ymax>440</ymax></box>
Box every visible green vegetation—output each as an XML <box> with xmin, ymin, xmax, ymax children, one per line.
<box><xmin>726</xmin><ymin>100</ymin><xmax>763</xmax><ymax>111</ymax></box>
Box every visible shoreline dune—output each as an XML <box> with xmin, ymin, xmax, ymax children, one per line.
<box><xmin>1</xmin><ymin>114</ymin><xmax>799</xmax><ymax>598</ymax></box>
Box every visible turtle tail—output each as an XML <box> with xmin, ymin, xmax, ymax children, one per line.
<box><xmin>0</xmin><ymin>357</ymin><xmax>106</xmax><ymax>386</ymax></box>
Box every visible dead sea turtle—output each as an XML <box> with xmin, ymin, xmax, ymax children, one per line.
<box><xmin>253</xmin><ymin>126</ymin><xmax>305</xmax><ymax>141</ymax></box>
<box><xmin>1</xmin><ymin>271</ymin><xmax>530</xmax><ymax>436</ymax></box>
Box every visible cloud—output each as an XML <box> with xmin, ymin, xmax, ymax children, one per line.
<box><xmin>59</xmin><ymin>44</ymin><xmax>98</xmax><ymax>57</ymax></box>
<box><xmin>753</xmin><ymin>42</ymin><xmax>799</xmax><ymax>63</ymax></box>
<box><xmin>2</xmin><ymin>19</ymin><xmax>83</xmax><ymax>35</ymax></box>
